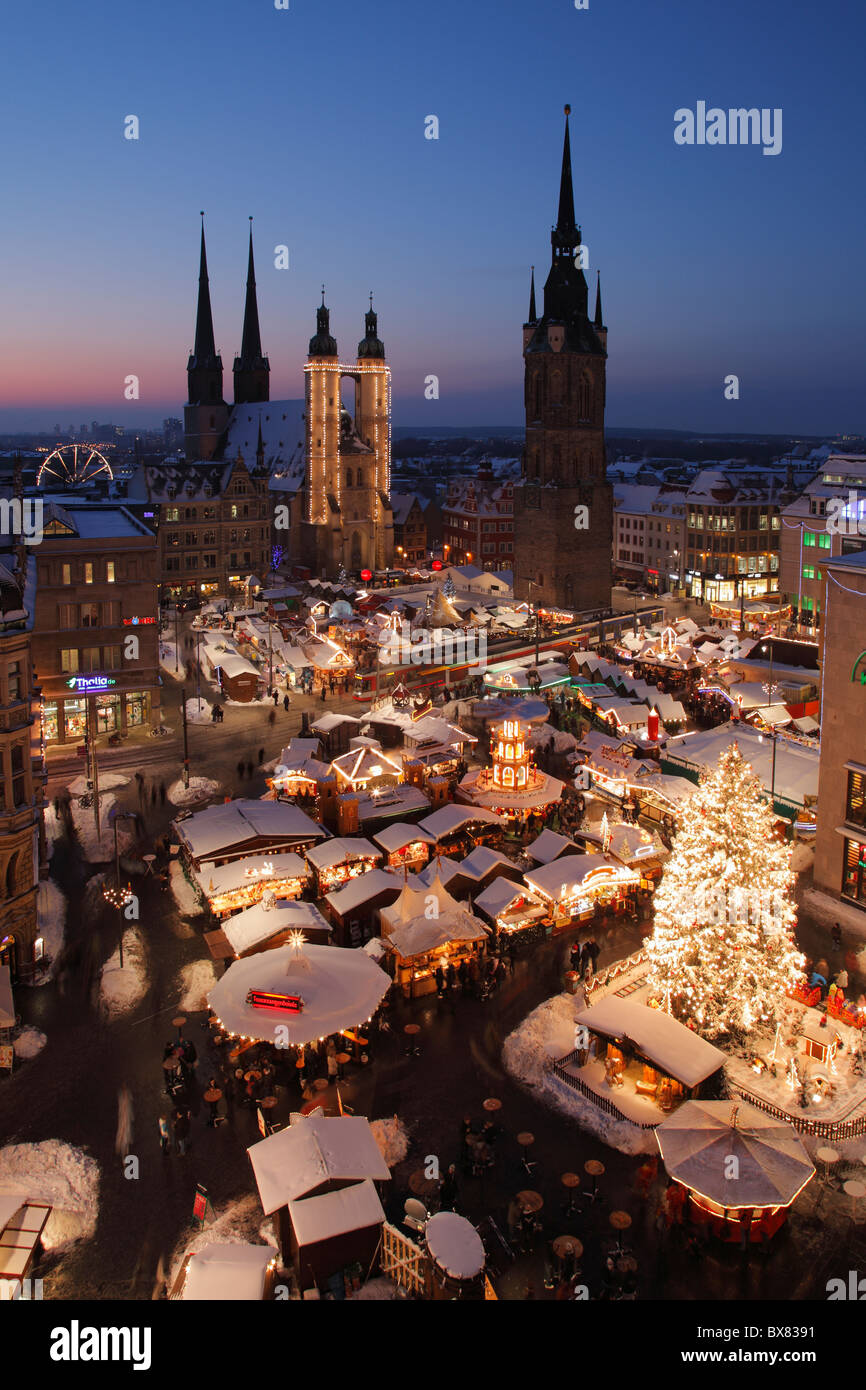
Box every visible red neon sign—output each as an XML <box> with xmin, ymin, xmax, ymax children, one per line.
<box><xmin>431</xmin><ymin>559</ymin><xmax>443</xmax><ymax>571</ymax></box>
<box><xmin>360</xmin><ymin>569</ymin><xmax>372</xmax><ymax>583</ymax></box>
<box><xmin>246</xmin><ymin>989</ymin><xmax>304</xmax><ymax>1013</ymax></box>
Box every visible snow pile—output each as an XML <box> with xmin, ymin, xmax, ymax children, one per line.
<box><xmin>503</xmin><ymin>993</ymin><xmax>657</xmax><ymax>1156</ymax></box>
<box><xmin>159</xmin><ymin>640</ymin><xmax>181</xmax><ymax>676</ymax></box>
<box><xmin>13</xmin><ymin>1027</ymin><xmax>47</xmax><ymax>1059</ymax></box>
<box><xmin>68</xmin><ymin>772</ymin><xmax>130</xmax><ymax>795</ymax></box>
<box><xmin>185</xmin><ymin>697</ymin><xmax>212</xmax><ymax>724</ymax></box>
<box><xmin>178</xmin><ymin>959</ymin><xmax>217</xmax><ymax>1013</ymax></box>
<box><xmin>0</xmin><ymin>1140</ymin><xmax>100</xmax><ymax>1250</ymax></box>
<box><xmin>348</xmin><ymin>1275</ymin><xmax>398</xmax><ymax>1300</ymax></box>
<box><xmin>99</xmin><ymin>928</ymin><xmax>148</xmax><ymax>1019</ymax></box>
<box><xmin>369</xmin><ymin>1116</ymin><xmax>409</xmax><ymax>1167</ymax></box>
<box><xmin>168</xmin><ymin>776</ymin><xmax>221</xmax><ymax>807</ymax></box>
<box><xmin>32</xmin><ymin>880</ymin><xmax>67</xmax><ymax>981</ymax></box>
<box><xmin>791</xmin><ymin>842</ymin><xmax>814</xmax><ymax>874</ymax></box>
<box><xmin>170</xmin><ymin>861</ymin><xmax>205</xmax><ymax>915</ymax></box>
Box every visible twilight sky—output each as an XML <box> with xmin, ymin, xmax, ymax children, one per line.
<box><xmin>0</xmin><ymin>0</ymin><xmax>863</xmax><ymax>435</ymax></box>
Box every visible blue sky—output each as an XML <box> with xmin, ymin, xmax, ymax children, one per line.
<box><xmin>0</xmin><ymin>0</ymin><xmax>863</xmax><ymax>434</ymax></box>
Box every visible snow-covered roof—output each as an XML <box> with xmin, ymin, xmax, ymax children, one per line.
<box><xmin>356</xmin><ymin>785</ymin><xmax>431</xmax><ymax>822</ymax></box>
<box><xmin>181</xmin><ymin>1243</ymin><xmax>273</xmax><ymax>1301</ymax></box>
<box><xmin>222</xmin><ymin>898</ymin><xmax>331</xmax><ymax>955</ymax></box>
<box><xmin>419</xmin><ymin>804</ymin><xmax>505</xmax><ymax>840</ymax></box>
<box><xmin>450</xmin><ymin>845</ymin><xmax>517</xmax><ymax>882</ymax></box>
<box><xmin>526</xmin><ymin>829</ymin><xmax>579</xmax><ymax>865</ymax></box>
<box><xmin>310</xmin><ymin>712</ymin><xmax>360</xmax><ymax>733</ymax></box>
<box><xmin>176</xmin><ymin>799</ymin><xmax>326</xmax><ymax>861</ymax></box>
<box><xmin>524</xmin><ymin>853</ymin><xmax>639</xmax><ymax>901</ymax></box>
<box><xmin>573</xmin><ymin>997</ymin><xmax>725</xmax><ymax>1087</ymax></box>
<box><xmin>288</xmin><ymin>1179</ymin><xmax>385</xmax><ymax>1248</ymax></box>
<box><xmin>194</xmin><ymin>852</ymin><xmax>309</xmax><ymax>897</ymax></box>
<box><xmin>224</xmin><ymin>399</ymin><xmax>306</xmax><ymax>476</ymax></box>
<box><xmin>663</xmin><ymin>723</ymin><xmax>819</xmax><ymax>810</ymax></box>
<box><xmin>656</xmin><ymin>1100</ymin><xmax>814</xmax><ymax>1207</ymax></box>
<box><xmin>474</xmin><ymin>877</ymin><xmax>543</xmax><ymax>920</ymax></box>
<box><xmin>386</xmin><ymin>910</ymin><xmax>488</xmax><ymax>959</ymax></box>
<box><xmin>325</xmin><ymin>868</ymin><xmax>404</xmax><ymax>916</ymax></box>
<box><xmin>372</xmin><ymin>824</ymin><xmax>437</xmax><ymax>854</ymax></box>
<box><xmin>247</xmin><ymin>1114</ymin><xmax>390</xmax><ymax>1212</ymax></box>
<box><xmin>305</xmin><ymin>837</ymin><xmax>381</xmax><ymax>872</ymax></box>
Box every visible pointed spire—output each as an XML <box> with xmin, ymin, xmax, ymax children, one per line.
<box><xmin>309</xmin><ymin>291</ymin><xmax>338</xmax><ymax>357</ymax></box>
<box><xmin>358</xmin><ymin>293</ymin><xmax>385</xmax><ymax>359</ymax></box>
<box><xmin>552</xmin><ymin>105</ymin><xmax>579</xmax><ymax>254</ymax></box>
<box><xmin>594</xmin><ymin>270</ymin><xmax>603</xmax><ymax>327</ymax></box>
<box><xmin>193</xmin><ymin>213</ymin><xmax>218</xmax><ymax>363</ymax></box>
<box><xmin>528</xmin><ymin>265</ymin><xmax>537</xmax><ymax>322</ymax></box>
<box><xmin>240</xmin><ymin>217</ymin><xmax>263</xmax><ymax>362</ymax></box>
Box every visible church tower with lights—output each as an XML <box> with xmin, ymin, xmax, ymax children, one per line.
<box><xmin>512</xmin><ymin>107</ymin><xmax>613</xmax><ymax>612</ymax></box>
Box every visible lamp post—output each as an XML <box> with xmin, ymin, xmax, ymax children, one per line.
<box><xmin>527</xmin><ymin>580</ymin><xmax>540</xmax><ymax>665</ymax></box>
<box><xmin>106</xmin><ymin>811</ymin><xmax>137</xmax><ymax>969</ymax></box>
<box><xmin>182</xmin><ymin>686</ymin><xmax>190</xmax><ymax>788</ymax></box>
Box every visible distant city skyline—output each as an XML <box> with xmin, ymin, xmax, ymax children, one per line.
<box><xmin>0</xmin><ymin>0</ymin><xmax>863</xmax><ymax>436</ymax></box>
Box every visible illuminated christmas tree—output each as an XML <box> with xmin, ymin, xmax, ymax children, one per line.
<box><xmin>443</xmin><ymin>572</ymin><xmax>456</xmax><ymax>600</ymax></box>
<box><xmin>646</xmin><ymin>743</ymin><xmax>804</xmax><ymax>1040</ymax></box>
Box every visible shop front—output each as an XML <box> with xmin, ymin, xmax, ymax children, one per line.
<box><xmin>305</xmin><ymin>837</ymin><xmax>383</xmax><ymax>895</ymax></box>
<box><xmin>195</xmin><ymin>852</ymin><xmax>311</xmax><ymax>919</ymax></box>
<box><xmin>42</xmin><ymin>685</ymin><xmax>156</xmax><ymax>744</ymax></box>
<box><xmin>524</xmin><ymin>854</ymin><xmax>642</xmax><ymax>929</ymax></box>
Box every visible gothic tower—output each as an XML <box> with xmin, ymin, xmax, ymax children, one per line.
<box><xmin>512</xmin><ymin>107</ymin><xmax>613</xmax><ymax>612</ymax></box>
<box><xmin>300</xmin><ymin>295</ymin><xmax>393</xmax><ymax>577</ymax></box>
<box><xmin>233</xmin><ymin>218</ymin><xmax>270</xmax><ymax>405</ymax></box>
<box><xmin>183</xmin><ymin>218</ymin><xmax>229</xmax><ymax>460</ymax></box>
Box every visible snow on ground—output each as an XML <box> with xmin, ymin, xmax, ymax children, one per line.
<box><xmin>167</xmin><ymin>1193</ymin><xmax>278</xmax><ymax>1294</ymax></box>
<box><xmin>44</xmin><ymin>795</ymin><xmax>135</xmax><ymax>863</ymax></box>
<box><xmin>503</xmin><ymin>993</ymin><xmax>657</xmax><ymax>1156</ymax></box>
<box><xmin>348</xmin><ymin>1275</ymin><xmax>398</xmax><ymax>1300</ymax></box>
<box><xmin>185</xmin><ymin>697</ymin><xmax>212</xmax><ymax>724</ymax></box>
<box><xmin>31</xmin><ymin>880</ymin><xmax>67</xmax><ymax>982</ymax></box>
<box><xmin>99</xmin><ymin>927</ymin><xmax>148</xmax><ymax>1019</ymax></box>
<box><xmin>0</xmin><ymin>1140</ymin><xmax>100</xmax><ymax>1251</ymax></box>
<box><xmin>178</xmin><ymin>959</ymin><xmax>217</xmax><ymax>1013</ymax></box>
<box><xmin>13</xmin><ymin>1027</ymin><xmax>47</xmax><ymax>1059</ymax></box>
<box><xmin>168</xmin><ymin>776</ymin><xmax>222</xmax><ymax>807</ymax></box>
<box><xmin>170</xmin><ymin>861</ymin><xmax>205</xmax><ymax>916</ymax></box>
<box><xmin>370</xmin><ymin>1116</ymin><xmax>409</xmax><ymax>1167</ymax></box>
<box><xmin>68</xmin><ymin>772</ymin><xmax>130</xmax><ymax>795</ymax></box>
<box><xmin>159</xmin><ymin>640</ymin><xmax>181</xmax><ymax>676</ymax></box>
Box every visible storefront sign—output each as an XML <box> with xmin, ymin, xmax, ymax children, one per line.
<box><xmin>246</xmin><ymin>989</ymin><xmax>304</xmax><ymax>1013</ymax></box>
<box><xmin>192</xmin><ymin>1183</ymin><xmax>209</xmax><ymax>1228</ymax></box>
<box><xmin>65</xmin><ymin>675</ymin><xmax>117</xmax><ymax>692</ymax></box>
<box><xmin>122</xmin><ymin>616</ymin><xmax>156</xmax><ymax>626</ymax></box>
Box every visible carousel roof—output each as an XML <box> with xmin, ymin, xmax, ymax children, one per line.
<box><xmin>457</xmin><ymin>767</ymin><xmax>564</xmax><ymax>812</ymax></box>
<box><xmin>208</xmin><ymin>939</ymin><xmax>390</xmax><ymax>1046</ymax></box>
<box><xmin>656</xmin><ymin>1100</ymin><xmax>815</xmax><ymax>1209</ymax></box>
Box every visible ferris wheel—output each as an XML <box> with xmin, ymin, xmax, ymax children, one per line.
<box><xmin>37</xmin><ymin>444</ymin><xmax>113</xmax><ymax>487</ymax></box>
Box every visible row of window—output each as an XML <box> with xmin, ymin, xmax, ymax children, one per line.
<box><xmin>687</xmin><ymin>511</ymin><xmax>780</xmax><ymax>530</ymax></box>
<box><xmin>166</xmin><ymin>528</ymin><xmax>267</xmax><ymax>547</ymax></box>
<box><xmin>60</xmin><ymin>646</ymin><xmax>125</xmax><ymax>673</ymax></box>
<box><xmin>165</xmin><ymin>553</ymin><xmax>253</xmax><ymax>572</ymax></box>
<box><xmin>481</xmin><ymin>542</ymin><xmax>513</xmax><ymax>554</ymax></box>
<box><xmin>687</xmin><ymin>555</ymin><xmax>779</xmax><ymax>574</ymax></box>
<box><xmin>481</xmin><ymin>521</ymin><xmax>513</xmax><ymax>533</ymax></box>
<box><xmin>55</xmin><ymin>601</ymin><xmax>120</xmax><ymax>629</ymax></box>
<box><xmin>50</xmin><ymin>560</ymin><xmax>117</xmax><ymax>586</ymax></box>
<box><xmin>163</xmin><ymin>499</ymin><xmax>257</xmax><ymax>523</ymax></box>
<box><xmin>0</xmin><ymin>744</ymin><xmax>28</xmax><ymax>810</ymax></box>
<box><xmin>804</xmin><ymin>531</ymin><xmax>832</xmax><ymax>549</ymax></box>
<box><xmin>802</xmin><ymin>566</ymin><xmax>823</xmax><ymax>581</ymax></box>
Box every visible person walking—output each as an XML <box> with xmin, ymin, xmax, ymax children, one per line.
<box><xmin>440</xmin><ymin>1163</ymin><xmax>458</xmax><ymax>1212</ymax></box>
<box><xmin>273</xmin><ymin>690</ymin><xmax>279</xmax><ymax>706</ymax></box>
<box><xmin>327</xmin><ymin>1050</ymin><xmax>339</xmax><ymax>1084</ymax></box>
<box><xmin>320</xmin><ymin>685</ymin><xmax>326</xmax><ymax>702</ymax></box>
<box><xmin>157</xmin><ymin>1113</ymin><xmax>170</xmax><ymax>1154</ymax></box>
<box><xmin>434</xmin><ymin>963</ymin><xmax>445</xmax><ymax>997</ymax></box>
<box><xmin>831</xmin><ymin>922</ymin><xmax>843</xmax><ymax>954</ymax></box>
<box><xmin>446</xmin><ymin>960</ymin><xmax>456</xmax><ymax>993</ymax></box>
<box><xmin>246</xmin><ymin>760</ymin><xmax>254</xmax><ymax>779</ymax></box>
<box><xmin>507</xmin><ymin>939</ymin><xmax>517</xmax><ymax>974</ymax></box>
<box><xmin>173</xmin><ymin>1106</ymin><xmax>190</xmax><ymax>1156</ymax></box>
<box><xmin>159</xmin><ymin>781</ymin><xmax>166</xmax><ymax>805</ymax></box>
<box><xmin>258</xmin><ymin>747</ymin><xmax>265</xmax><ymax>765</ymax></box>
<box><xmin>268</xmin><ymin>709</ymin><xmax>276</xmax><ymax>727</ymax></box>
<box><xmin>236</xmin><ymin>760</ymin><xmax>245</xmax><ymax>780</ymax></box>
<box><xmin>283</xmin><ymin>693</ymin><xmax>290</xmax><ymax>711</ymax></box>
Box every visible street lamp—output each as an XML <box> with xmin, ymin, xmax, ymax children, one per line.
<box><xmin>526</xmin><ymin>579</ymin><xmax>541</xmax><ymax>664</ymax></box>
<box><xmin>103</xmin><ymin>811</ymin><xmax>137</xmax><ymax>968</ymax></box>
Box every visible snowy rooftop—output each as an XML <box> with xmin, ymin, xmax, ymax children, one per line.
<box><xmin>325</xmin><ymin>868</ymin><xmax>404</xmax><ymax>916</ymax></box>
<box><xmin>181</xmin><ymin>1243</ymin><xmax>273</xmax><ymax>1301</ymax></box>
<box><xmin>474</xmin><ymin>877</ymin><xmax>543</xmax><ymax>920</ymax></box>
<box><xmin>450</xmin><ymin>845</ymin><xmax>518</xmax><ymax>882</ymax></box>
<box><xmin>247</xmin><ymin>1114</ymin><xmax>390</xmax><ymax>1212</ymax></box>
<box><xmin>524</xmin><ymin>853</ymin><xmax>639</xmax><ymax>901</ymax></box>
<box><xmin>573</xmin><ymin>997</ymin><xmax>726</xmax><ymax>1088</ymax></box>
<box><xmin>221</xmin><ymin>898</ymin><xmax>331</xmax><ymax>955</ymax></box>
<box><xmin>176</xmin><ymin>799</ymin><xmax>327</xmax><ymax>861</ymax></box>
<box><xmin>288</xmin><ymin>1180</ymin><xmax>385</xmax><ymax>1248</ymax></box>
<box><xmin>305</xmin><ymin>837</ymin><xmax>381</xmax><ymax>872</ymax></box>
<box><xmin>356</xmin><ymin>785</ymin><xmax>431</xmax><ymax>821</ymax></box>
<box><xmin>664</xmin><ymin>723</ymin><xmax>820</xmax><ymax>809</ymax></box>
<box><xmin>310</xmin><ymin>712</ymin><xmax>361</xmax><ymax>733</ymax></box>
<box><xmin>419</xmin><ymin>804</ymin><xmax>505</xmax><ymax>840</ymax></box>
<box><xmin>372</xmin><ymin>824</ymin><xmax>436</xmax><ymax>854</ymax></box>
<box><xmin>526</xmin><ymin>829</ymin><xmax>580</xmax><ymax>865</ymax></box>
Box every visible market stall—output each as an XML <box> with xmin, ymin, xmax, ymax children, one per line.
<box><xmin>655</xmin><ymin>1099</ymin><xmax>814</xmax><ymax>1243</ymax></box>
<box><xmin>474</xmin><ymin>876</ymin><xmax>551</xmax><ymax>944</ymax></box>
<box><xmin>524</xmin><ymin>853</ymin><xmax>642</xmax><ymax>928</ymax></box>
<box><xmin>194</xmin><ymin>852</ymin><xmax>310</xmax><ymax>918</ymax></box>
<box><xmin>418</xmin><ymin>805</ymin><xmax>506</xmax><ymax>858</ymax></box>
<box><xmin>205</xmin><ymin>898</ymin><xmax>332</xmax><ymax>961</ymax></box>
<box><xmin>324</xmin><ymin>868</ymin><xmax>406</xmax><ymax>947</ymax></box>
<box><xmin>305</xmin><ymin>837</ymin><xmax>382</xmax><ymax>894</ymax></box>
<box><xmin>170</xmin><ymin>1243</ymin><xmax>276</xmax><ymax>1301</ymax></box>
<box><xmin>379</xmin><ymin>875</ymin><xmax>489</xmax><ymax>999</ymax></box>
<box><xmin>331</xmin><ymin>742</ymin><xmax>404</xmax><ymax>794</ymax></box>
<box><xmin>372</xmin><ymin>824</ymin><xmax>436</xmax><ymax>871</ymax></box>
<box><xmin>175</xmin><ymin>799</ymin><xmax>327</xmax><ymax>870</ymax></box>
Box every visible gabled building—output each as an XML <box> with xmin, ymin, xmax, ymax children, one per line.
<box><xmin>779</xmin><ymin>454</ymin><xmax>866</xmax><ymax>636</ymax></box>
<box><xmin>442</xmin><ymin>466</ymin><xmax>513</xmax><ymax>571</ymax></box>
<box><xmin>391</xmin><ymin>493</ymin><xmax>428</xmax><ymax>565</ymax></box>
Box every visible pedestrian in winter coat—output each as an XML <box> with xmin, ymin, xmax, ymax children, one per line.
<box><xmin>446</xmin><ymin>961</ymin><xmax>456</xmax><ymax>991</ymax></box>
<box><xmin>832</xmin><ymin>923</ymin><xmax>843</xmax><ymax>952</ymax></box>
<box><xmin>327</xmin><ymin>1052</ymin><xmax>339</xmax><ymax>1082</ymax></box>
<box><xmin>440</xmin><ymin>1164</ymin><xmax>458</xmax><ymax>1212</ymax></box>
<box><xmin>158</xmin><ymin>1114</ymin><xmax>170</xmax><ymax>1153</ymax></box>
<box><xmin>273</xmin><ymin>690</ymin><xmax>279</xmax><ymax>706</ymax></box>
<box><xmin>172</xmin><ymin>1107</ymin><xmax>190</xmax><ymax>1156</ymax></box>
<box><xmin>570</xmin><ymin>944</ymin><xmax>581</xmax><ymax>974</ymax></box>
<box><xmin>237</xmin><ymin>760</ymin><xmax>245</xmax><ymax>780</ymax></box>
<box><xmin>320</xmin><ymin>686</ymin><xmax>326</xmax><ymax>702</ymax></box>
<box><xmin>435</xmin><ymin>964</ymin><xmax>445</xmax><ymax>995</ymax></box>
<box><xmin>283</xmin><ymin>694</ymin><xmax>290</xmax><ymax>711</ymax></box>
<box><xmin>268</xmin><ymin>710</ymin><xmax>276</xmax><ymax>726</ymax></box>
<box><xmin>159</xmin><ymin>782</ymin><xmax>166</xmax><ymax>804</ymax></box>
<box><xmin>258</xmin><ymin>747</ymin><xmax>264</xmax><ymax>764</ymax></box>
<box><xmin>458</xmin><ymin>958</ymin><xmax>468</xmax><ymax>990</ymax></box>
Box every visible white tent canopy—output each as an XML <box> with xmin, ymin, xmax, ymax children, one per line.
<box><xmin>656</xmin><ymin>1100</ymin><xmax>815</xmax><ymax>1208</ymax></box>
<box><xmin>208</xmin><ymin>939</ymin><xmax>390</xmax><ymax>1046</ymax></box>
<box><xmin>247</xmin><ymin>1114</ymin><xmax>390</xmax><ymax>1213</ymax></box>
<box><xmin>181</xmin><ymin>1243</ymin><xmax>273</xmax><ymax>1301</ymax></box>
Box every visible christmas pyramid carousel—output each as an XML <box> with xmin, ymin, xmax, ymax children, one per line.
<box><xmin>457</xmin><ymin>715</ymin><xmax>563</xmax><ymax>820</ymax></box>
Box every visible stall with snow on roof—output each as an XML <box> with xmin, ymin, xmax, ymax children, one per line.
<box><xmin>194</xmin><ymin>852</ymin><xmax>311</xmax><ymax>918</ymax></box>
<box><xmin>474</xmin><ymin>876</ymin><xmax>550</xmax><ymax>944</ymax></box>
<box><xmin>304</xmin><ymin>836</ymin><xmax>382</xmax><ymax>894</ymax></box>
<box><xmin>170</xmin><ymin>1242</ymin><xmax>276</xmax><ymax>1301</ymax></box>
<box><xmin>379</xmin><ymin>869</ymin><xmax>489</xmax><ymax>998</ymax></box>
<box><xmin>324</xmin><ymin>868</ymin><xmax>406</xmax><ymax>947</ymax></box>
<box><xmin>175</xmin><ymin>799</ymin><xmax>327</xmax><ymax>869</ymax></box>
<box><xmin>372</xmin><ymin>823</ymin><xmax>436</xmax><ymax>871</ymax></box>
<box><xmin>204</xmin><ymin>898</ymin><xmax>332</xmax><ymax>961</ymax></box>
<box><xmin>524</xmin><ymin>852</ymin><xmax>641</xmax><ymax>927</ymax></box>
<box><xmin>418</xmin><ymin>804</ymin><xmax>506</xmax><ymax>857</ymax></box>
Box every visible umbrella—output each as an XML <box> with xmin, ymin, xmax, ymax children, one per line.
<box><xmin>656</xmin><ymin>1100</ymin><xmax>815</xmax><ymax>1210</ymax></box>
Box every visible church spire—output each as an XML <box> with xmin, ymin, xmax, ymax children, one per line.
<box><xmin>358</xmin><ymin>292</ymin><xmax>385</xmax><ymax>359</ymax></box>
<box><xmin>233</xmin><ymin>218</ymin><xmax>270</xmax><ymax>403</ymax></box>
<box><xmin>594</xmin><ymin>271</ymin><xmax>603</xmax><ymax>327</ymax></box>
<box><xmin>552</xmin><ymin>105</ymin><xmax>580</xmax><ymax>259</ymax></box>
<box><xmin>528</xmin><ymin>265</ymin><xmax>537</xmax><ymax>322</ymax></box>
<box><xmin>192</xmin><ymin>215</ymin><xmax>219</xmax><ymax>366</ymax></box>
<box><xmin>308</xmin><ymin>290</ymin><xmax>338</xmax><ymax>358</ymax></box>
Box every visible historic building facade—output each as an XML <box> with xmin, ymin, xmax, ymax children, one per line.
<box><xmin>513</xmin><ymin>107</ymin><xmax>613</xmax><ymax>612</ymax></box>
<box><xmin>442</xmin><ymin>467</ymin><xmax>513</xmax><ymax>571</ymax></box>
<box><xmin>0</xmin><ymin>551</ymin><xmax>42</xmax><ymax>981</ymax></box>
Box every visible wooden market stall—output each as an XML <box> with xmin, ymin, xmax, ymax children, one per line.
<box><xmin>204</xmin><ymin>898</ymin><xmax>332</xmax><ymax>962</ymax></box>
<box><xmin>194</xmin><ymin>852</ymin><xmax>311</xmax><ymax>918</ymax></box>
<box><xmin>417</xmin><ymin>804</ymin><xmax>506</xmax><ymax>858</ymax></box>
<box><xmin>523</xmin><ymin>852</ymin><xmax>642</xmax><ymax>928</ymax></box>
<box><xmin>474</xmin><ymin>876</ymin><xmax>551</xmax><ymax>945</ymax></box>
<box><xmin>379</xmin><ymin>875</ymin><xmax>489</xmax><ymax>999</ymax></box>
<box><xmin>372</xmin><ymin>823</ymin><xmax>436</xmax><ymax>871</ymax></box>
<box><xmin>324</xmin><ymin>868</ymin><xmax>405</xmax><ymax>948</ymax></box>
<box><xmin>305</xmin><ymin>837</ymin><xmax>383</xmax><ymax>894</ymax></box>
<box><xmin>169</xmin><ymin>1243</ymin><xmax>276</xmax><ymax>1301</ymax></box>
